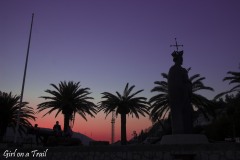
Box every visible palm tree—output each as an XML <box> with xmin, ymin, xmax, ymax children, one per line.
<box><xmin>215</xmin><ymin>70</ymin><xmax>240</xmax><ymax>99</ymax></box>
<box><xmin>0</xmin><ymin>91</ymin><xmax>35</xmax><ymax>141</ymax></box>
<box><xmin>99</xmin><ymin>83</ymin><xmax>149</xmax><ymax>145</ymax></box>
<box><xmin>37</xmin><ymin>81</ymin><xmax>97</xmax><ymax>133</ymax></box>
<box><xmin>149</xmin><ymin>73</ymin><xmax>214</xmax><ymax>123</ymax></box>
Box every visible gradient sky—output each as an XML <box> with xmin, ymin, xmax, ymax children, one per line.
<box><xmin>1</xmin><ymin>0</ymin><xmax>240</xmax><ymax>142</ymax></box>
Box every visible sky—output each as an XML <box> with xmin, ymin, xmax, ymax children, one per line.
<box><xmin>1</xmin><ymin>0</ymin><xmax>240</xmax><ymax>142</ymax></box>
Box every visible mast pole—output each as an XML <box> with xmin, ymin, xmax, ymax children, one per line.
<box><xmin>14</xmin><ymin>13</ymin><xmax>34</xmax><ymax>143</ymax></box>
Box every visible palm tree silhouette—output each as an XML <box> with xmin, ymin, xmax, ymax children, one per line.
<box><xmin>99</xmin><ymin>83</ymin><xmax>149</xmax><ymax>145</ymax></box>
<box><xmin>0</xmin><ymin>91</ymin><xmax>35</xmax><ymax>141</ymax></box>
<box><xmin>149</xmin><ymin>73</ymin><xmax>214</xmax><ymax>123</ymax></box>
<box><xmin>215</xmin><ymin>70</ymin><xmax>240</xmax><ymax>99</ymax></box>
<box><xmin>37</xmin><ymin>81</ymin><xmax>97</xmax><ymax>133</ymax></box>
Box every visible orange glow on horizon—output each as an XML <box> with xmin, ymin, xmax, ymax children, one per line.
<box><xmin>31</xmin><ymin>110</ymin><xmax>152</xmax><ymax>142</ymax></box>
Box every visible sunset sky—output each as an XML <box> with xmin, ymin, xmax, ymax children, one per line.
<box><xmin>1</xmin><ymin>0</ymin><xmax>240</xmax><ymax>142</ymax></box>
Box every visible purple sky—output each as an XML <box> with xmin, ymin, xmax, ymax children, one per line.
<box><xmin>1</xmin><ymin>0</ymin><xmax>240</xmax><ymax>141</ymax></box>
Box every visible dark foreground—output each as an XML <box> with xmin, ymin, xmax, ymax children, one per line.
<box><xmin>1</xmin><ymin>143</ymin><xmax>240</xmax><ymax>160</ymax></box>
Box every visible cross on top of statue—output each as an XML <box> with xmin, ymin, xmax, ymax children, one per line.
<box><xmin>170</xmin><ymin>38</ymin><xmax>183</xmax><ymax>51</ymax></box>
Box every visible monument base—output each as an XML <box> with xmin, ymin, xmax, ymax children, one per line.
<box><xmin>160</xmin><ymin>134</ymin><xmax>208</xmax><ymax>144</ymax></box>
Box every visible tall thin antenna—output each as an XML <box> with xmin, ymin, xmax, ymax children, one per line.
<box><xmin>14</xmin><ymin>13</ymin><xmax>34</xmax><ymax>143</ymax></box>
<box><xmin>111</xmin><ymin>110</ymin><xmax>115</xmax><ymax>144</ymax></box>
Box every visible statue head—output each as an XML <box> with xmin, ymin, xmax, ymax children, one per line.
<box><xmin>172</xmin><ymin>51</ymin><xmax>183</xmax><ymax>65</ymax></box>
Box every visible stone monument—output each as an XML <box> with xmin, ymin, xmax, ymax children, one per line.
<box><xmin>161</xmin><ymin>38</ymin><xmax>208</xmax><ymax>145</ymax></box>
<box><xmin>168</xmin><ymin>50</ymin><xmax>193</xmax><ymax>134</ymax></box>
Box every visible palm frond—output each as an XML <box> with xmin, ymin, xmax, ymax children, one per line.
<box><xmin>215</xmin><ymin>70</ymin><xmax>240</xmax><ymax>99</ymax></box>
<box><xmin>38</xmin><ymin>81</ymin><xmax>97</xmax><ymax>129</ymax></box>
<box><xmin>99</xmin><ymin>83</ymin><xmax>149</xmax><ymax>118</ymax></box>
<box><xmin>0</xmin><ymin>91</ymin><xmax>35</xmax><ymax>138</ymax></box>
<box><xmin>149</xmin><ymin>72</ymin><xmax>214</xmax><ymax>122</ymax></box>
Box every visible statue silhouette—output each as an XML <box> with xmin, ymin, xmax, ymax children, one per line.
<box><xmin>168</xmin><ymin>51</ymin><xmax>193</xmax><ymax>134</ymax></box>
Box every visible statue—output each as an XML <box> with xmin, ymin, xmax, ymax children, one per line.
<box><xmin>168</xmin><ymin>51</ymin><xmax>193</xmax><ymax>134</ymax></box>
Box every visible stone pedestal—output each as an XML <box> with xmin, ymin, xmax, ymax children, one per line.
<box><xmin>160</xmin><ymin>134</ymin><xmax>208</xmax><ymax>145</ymax></box>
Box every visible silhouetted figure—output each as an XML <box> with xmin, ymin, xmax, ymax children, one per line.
<box><xmin>53</xmin><ymin>121</ymin><xmax>62</xmax><ymax>137</ymax></box>
<box><xmin>168</xmin><ymin>51</ymin><xmax>193</xmax><ymax>134</ymax></box>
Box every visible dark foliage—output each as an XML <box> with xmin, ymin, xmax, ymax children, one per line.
<box><xmin>0</xmin><ymin>91</ymin><xmax>35</xmax><ymax>141</ymax></box>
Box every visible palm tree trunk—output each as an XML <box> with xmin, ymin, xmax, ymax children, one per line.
<box><xmin>64</xmin><ymin>113</ymin><xmax>70</xmax><ymax>134</ymax></box>
<box><xmin>121</xmin><ymin>113</ymin><xmax>127</xmax><ymax>145</ymax></box>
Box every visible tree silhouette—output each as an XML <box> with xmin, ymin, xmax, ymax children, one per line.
<box><xmin>37</xmin><ymin>81</ymin><xmax>97</xmax><ymax>133</ymax></box>
<box><xmin>149</xmin><ymin>73</ymin><xmax>214</xmax><ymax>123</ymax></box>
<box><xmin>0</xmin><ymin>91</ymin><xmax>35</xmax><ymax>141</ymax></box>
<box><xmin>215</xmin><ymin>70</ymin><xmax>240</xmax><ymax>99</ymax></box>
<box><xmin>98</xmin><ymin>83</ymin><xmax>149</xmax><ymax>145</ymax></box>
<box><xmin>206</xmin><ymin>93</ymin><xmax>240</xmax><ymax>141</ymax></box>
